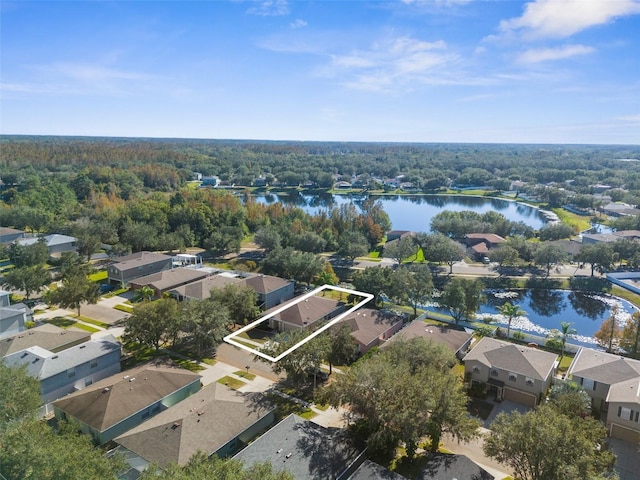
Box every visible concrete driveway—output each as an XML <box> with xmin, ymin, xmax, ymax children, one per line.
<box><xmin>608</xmin><ymin>438</ymin><xmax>640</xmax><ymax>480</ymax></box>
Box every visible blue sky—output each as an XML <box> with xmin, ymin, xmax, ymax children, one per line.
<box><xmin>1</xmin><ymin>0</ymin><xmax>639</xmax><ymax>144</ymax></box>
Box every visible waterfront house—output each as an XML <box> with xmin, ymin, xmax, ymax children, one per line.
<box><xmin>463</xmin><ymin>337</ymin><xmax>558</xmax><ymax>407</ymax></box>
<box><xmin>567</xmin><ymin>348</ymin><xmax>640</xmax><ymax>443</ymax></box>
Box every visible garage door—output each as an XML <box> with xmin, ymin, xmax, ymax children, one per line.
<box><xmin>503</xmin><ymin>387</ymin><xmax>537</xmax><ymax>407</ymax></box>
<box><xmin>610</xmin><ymin>423</ymin><xmax>640</xmax><ymax>444</ymax></box>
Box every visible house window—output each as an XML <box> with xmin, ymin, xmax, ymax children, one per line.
<box><xmin>85</xmin><ymin>377</ymin><xmax>93</xmax><ymax>387</ymax></box>
<box><xmin>508</xmin><ymin>373</ymin><xmax>517</xmax><ymax>382</ymax></box>
<box><xmin>67</xmin><ymin>368</ymin><xmax>76</xmax><ymax>378</ymax></box>
<box><xmin>472</xmin><ymin>366</ymin><xmax>480</xmax><ymax>374</ymax></box>
<box><xmin>618</xmin><ymin>407</ymin><xmax>632</xmax><ymax>420</ymax></box>
<box><xmin>525</xmin><ymin>377</ymin><xmax>534</xmax><ymax>386</ymax></box>
<box><xmin>490</xmin><ymin>368</ymin><xmax>499</xmax><ymax>377</ymax></box>
<box><xmin>582</xmin><ymin>378</ymin><xmax>596</xmax><ymax>391</ymax></box>
<box><xmin>90</xmin><ymin>359</ymin><xmax>98</xmax><ymax>369</ymax></box>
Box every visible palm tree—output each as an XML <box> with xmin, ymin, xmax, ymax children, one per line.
<box><xmin>498</xmin><ymin>302</ymin><xmax>527</xmax><ymax>340</ymax></box>
<box><xmin>559</xmin><ymin>321</ymin><xmax>577</xmax><ymax>359</ymax></box>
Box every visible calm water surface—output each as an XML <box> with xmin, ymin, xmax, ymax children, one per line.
<box><xmin>254</xmin><ymin>193</ymin><xmax>548</xmax><ymax>231</ymax></box>
<box><xmin>430</xmin><ymin>289</ymin><xmax>638</xmax><ymax>347</ymax></box>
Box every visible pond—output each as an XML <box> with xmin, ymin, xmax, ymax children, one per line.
<box><xmin>429</xmin><ymin>289</ymin><xmax>638</xmax><ymax>348</ymax></box>
<box><xmin>253</xmin><ymin>193</ymin><xmax>548</xmax><ymax>231</ymax></box>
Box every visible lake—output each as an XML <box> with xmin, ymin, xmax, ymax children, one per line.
<box><xmin>430</xmin><ymin>289</ymin><xmax>638</xmax><ymax>348</ymax></box>
<box><xmin>254</xmin><ymin>193</ymin><xmax>548</xmax><ymax>231</ymax></box>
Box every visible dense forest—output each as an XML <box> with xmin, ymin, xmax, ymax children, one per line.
<box><xmin>1</xmin><ymin>135</ymin><xmax>640</xmax><ymax>259</ymax></box>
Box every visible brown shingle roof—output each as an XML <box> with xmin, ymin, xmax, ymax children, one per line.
<box><xmin>129</xmin><ymin>268</ymin><xmax>210</xmax><ymax>292</ymax></box>
<box><xmin>53</xmin><ymin>363</ymin><xmax>201</xmax><ymax>431</ymax></box>
<box><xmin>242</xmin><ymin>274</ymin><xmax>291</xmax><ymax>294</ymax></box>
<box><xmin>338</xmin><ymin>309</ymin><xmax>403</xmax><ymax>347</ymax></box>
<box><xmin>172</xmin><ymin>275</ymin><xmax>244</xmax><ymax>300</ymax></box>
<box><xmin>386</xmin><ymin>320</ymin><xmax>472</xmax><ymax>355</ymax></box>
<box><xmin>265</xmin><ymin>295</ymin><xmax>344</xmax><ymax>328</ymax></box>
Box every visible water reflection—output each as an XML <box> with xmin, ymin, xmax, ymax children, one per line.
<box><xmin>568</xmin><ymin>291</ymin><xmax>608</xmax><ymax>320</ymax></box>
<box><xmin>527</xmin><ymin>289</ymin><xmax>566</xmax><ymax>317</ymax></box>
<box><xmin>252</xmin><ymin>193</ymin><xmax>548</xmax><ymax>231</ymax></box>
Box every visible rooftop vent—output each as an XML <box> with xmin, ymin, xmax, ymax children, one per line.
<box><xmin>51</xmin><ymin>355</ymin><xmax>58</xmax><ymax>359</ymax></box>
<box><xmin>79</xmin><ymin>345</ymin><xmax>86</xmax><ymax>349</ymax></box>
<box><xmin>129</xmin><ymin>378</ymin><xmax>136</xmax><ymax>382</ymax></box>
<box><xmin>285</xmin><ymin>453</ymin><xmax>292</xmax><ymax>459</ymax></box>
<box><xmin>103</xmin><ymin>387</ymin><xmax>110</xmax><ymax>393</ymax></box>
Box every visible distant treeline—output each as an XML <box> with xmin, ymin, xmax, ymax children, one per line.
<box><xmin>1</xmin><ymin>136</ymin><xmax>639</xmax><ymax>196</ymax></box>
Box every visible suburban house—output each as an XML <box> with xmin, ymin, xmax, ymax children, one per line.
<box><xmin>233</xmin><ymin>414</ymin><xmax>366</xmax><ymax>480</ymax></box>
<box><xmin>200</xmin><ymin>175</ymin><xmax>220</xmax><ymax>187</ymax></box>
<box><xmin>241</xmin><ymin>274</ymin><xmax>294</xmax><ymax>310</ymax></box>
<box><xmin>416</xmin><ymin>453</ymin><xmax>494</xmax><ymax>480</ymax></box>
<box><xmin>129</xmin><ymin>267</ymin><xmax>211</xmax><ymax>297</ymax></box>
<box><xmin>464</xmin><ymin>233</ymin><xmax>506</xmax><ymax>260</ymax></box>
<box><xmin>265</xmin><ymin>295</ymin><xmax>346</xmax><ymax>332</ymax></box>
<box><xmin>107</xmin><ymin>251</ymin><xmax>173</xmax><ymax>286</ymax></box>
<box><xmin>567</xmin><ymin>348</ymin><xmax>640</xmax><ymax>443</ymax></box>
<box><xmin>463</xmin><ymin>337</ymin><xmax>558</xmax><ymax>407</ymax></box>
<box><xmin>170</xmin><ymin>273</ymin><xmax>245</xmax><ymax>301</ymax></box>
<box><xmin>337</xmin><ymin>308</ymin><xmax>405</xmax><ymax>356</ymax></box>
<box><xmin>0</xmin><ymin>323</ymin><xmax>90</xmax><ymax>358</ymax></box>
<box><xmin>0</xmin><ymin>227</ymin><xmax>24</xmax><ymax>244</ymax></box>
<box><xmin>113</xmin><ymin>383</ymin><xmax>275</xmax><ymax>471</ymax></box>
<box><xmin>3</xmin><ymin>336</ymin><xmax>121</xmax><ymax>403</ymax></box>
<box><xmin>0</xmin><ymin>290</ymin><xmax>32</xmax><ymax>340</ymax></box>
<box><xmin>17</xmin><ymin>233</ymin><xmax>78</xmax><ymax>256</ymax></box>
<box><xmin>601</xmin><ymin>203</ymin><xmax>640</xmax><ymax>218</ymax></box>
<box><xmin>53</xmin><ymin>362</ymin><xmax>202</xmax><ymax>445</ymax></box>
<box><xmin>385</xmin><ymin>230</ymin><xmax>415</xmax><ymax>243</ymax></box>
<box><xmin>385</xmin><ymin>320</ymin><xmax>473</xmax><ymax>359</ymax></box>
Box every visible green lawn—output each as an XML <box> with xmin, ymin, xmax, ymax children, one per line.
<box><xmin>264</xmin><ymin>393</ymin><xmax>317</xmax><ymax>420</ymax></box>
<box><xmin>234</xmin><ymin>370</ymin><xmax>256</xmax><ymax>381</ymax></box>
<box><xmin>44</xmin><ymin>317</ymin><xmax>76</xmax><ymax>329</ymax></box>
<box><xmin>170</xmin><ymin>356</ymin><xmax>205</xmax><ymax>372</ymax></box>
<box><xmin>75</xmin><ymin>315</ymin><xmax>109</xmax><ymax>329</ymax></box>
<box><xmin>217</xmin><ymin>376</ymin><xmax>247</xmax><ymax>390</ymax></box>
<box><xmin>113</xmin><ymin>304</ymin><xmax>134</xmax><ymax>314</ymax></box>
<box><xmin>71</xmin><ymin>323</ymin><xmax>100</xmax><ymax>333</ymax></box>
<box><xmin>89</xmin><ymin>270</ymin><xmax>108</xmax><ymax>282</ymax></box>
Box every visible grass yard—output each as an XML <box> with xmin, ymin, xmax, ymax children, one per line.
<box><xmin>75</xmin><ymin>315</ymin><xmax>109</xmax><ymax>329</ymax></box>
<box><xmin>44</xmin><ymin>317</ymin><xmax>76</xmax><ymax>329</ymax></box>
<box><xmin>169</xmin><ymin>356</ymin><xmax>205</xmax><ymax>372</ymax></box>
<box><xmin>234</xmin><ymin>370</ymin><xmax>256</xmax><ymax>381</ymax></box>
<box><xmin>557</xmin><ymin>354</ymin><xmax>574</xmax><ymax>372</ymax></box>
<box><xmin>113</xmin><ymin>304</ymin><xmax>134</xmax><ymax>314</ymax></box>
<box><xmin>552</xmin><ymin>208</ymin><xmax>593</xmax><ymax>232</ymax></box>
<box><xmin>264</xmin><ymin>393</ymin><xmax>317</xmax><ymax>420</ymax></box>
<box><xmin>89</xmin><ymin>270</ymin><xmax>108</xmax><ymax>282</ymax></box>
<box><xmin>71</xmin><ymin>323</ymin><xmax>100</xmax><ymax>333</ymax></box>
<box><xmin>217</xmin><ymin>375</ymin><xmax>247</xmax><ymax>390</ymax></box>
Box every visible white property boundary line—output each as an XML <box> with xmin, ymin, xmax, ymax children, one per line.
<box><xmin>223</xmin><ymin>285</ymin><xmax>374</xmax><ymax>363</ymax></box>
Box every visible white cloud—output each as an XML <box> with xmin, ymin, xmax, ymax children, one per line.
<box><xmin>500</xmin><ymin>0</ymin><xmax>640</xmax><ymax>39</ymax></box>
<box><xmin>327</xmin><ymin>37</ymin><xmax>459</xmax><ymax>92</ymax></box>
<box><xmin>290</xmin><ymin>18</ymin><xmax>307</xmax><ymax>29</ymax></box>
<box><xmin>39</xmin><ymin>63</ymin><xmax>147</xmax><ymax>82</ymax></box>
<box><xmin>402</xmin><ymin>0</ymin><xmax>471</xmax><ymax>6</ymax></box>
<box><xmin>517</xmin><ymin>44</ymin><xmax>595</xmax><ymax>63</ymax></box>
<box><xmin>247</xmin><ymin>0</ymin><xmax>289</xmax><ymax>16</ymax></box>
<box><xmin>617</xmin><ymin>114</ymin><xmax>640</xmax><ymax>123</ymax></box>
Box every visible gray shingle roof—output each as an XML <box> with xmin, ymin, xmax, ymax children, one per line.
<box><xmin>348</xmin><ymin>460</ymin><xmax>407</xmax><ymax>479</ymax></box>
<box><xmin>242</xmin><ymin>274</ymin><xmax>291</xmax><ymax>294</ymax></box>
<box><xmin>416</xmin><ymin>453</ymin><xmax>495</xmax><ymax>480</ymax></box>
<box><xmin>234</xmin><ymin>414</ymin><xmax>363</xmax><ymax>480</ymax></box>
<box><xmin>110</xmin><ymin>252</ymin><xmax>172</xmax><ymax>272</ymax></box>
<box><xmin>463</xmin><ymin>337</ymin><xmax>557</xmax><ymax>381</ymax></box>
<box><xmin>568</xmin><ymin>348</ymin><xmax>640</xmax><ymax>385</ymax></box>
<box><xmin>114</xmin><ymin>383</ymin><xmax>274</xmax><ymax>466</ymax></box>
<box><xmin>3</xmin><ymin>338</ymin><xmax>120</xmax><ymax>379</ymax></box>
